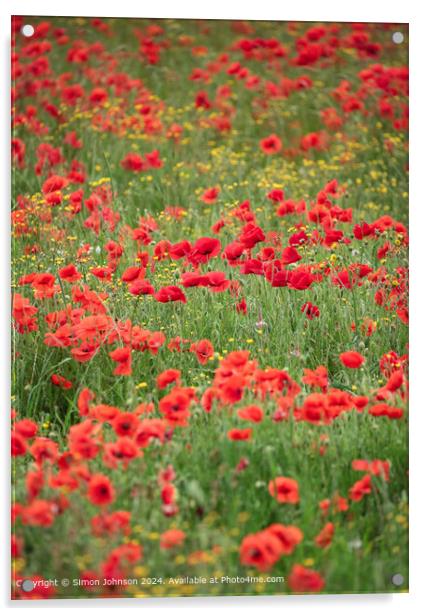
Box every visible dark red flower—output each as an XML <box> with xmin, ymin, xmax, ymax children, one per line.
<box><xmin>260</xmin><ymin>134</ymin><xmax>282</xmax><ymax>154</ymax></box>
<box><xmin>155</xmin><ymin>286</ymin><xmax>187</xmax><ymax>303</ymax></box>
<box><xmin>88</xmin><ymin>474</ymin><xmax>115</xmax><ymax>506</ymax></box>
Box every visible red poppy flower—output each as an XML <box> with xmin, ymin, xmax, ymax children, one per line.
<box><xmin>120</xmin><ymin>152</ymin><xmax>146</xmax><ymax>172</ymax></box>
<box><xmin>353</xmin><ymin>395</ymin><xmax>369</xmax><ymax>411</ymax></box>
<box><xmin>211</xmin><ymin>217</ymin><xmax>225</xmax><ymax>233</ymax></box>
<box><xmin>352</xmin><ymin>459</ymin><xmax>390</xmax><ymax>481</ymax></box>
<box><xmin>146</xmin><ymin>331</ymin><xmax>166</xmax><ymax>355</ymax></box>
<box><xmin>91</xmin><ymin>266</ymin><xmax>113</xmax><ymax>282</ymax></box>
<box><xmin>301</xmin><ymin>131</ymin><xmax>326</xmax><ymax>151</ymax></box>
<box><xmin>201</xmin><ymin>187</ymin><xmax>220</xmax><ymax>204</ymax></box>
<box><xmin>31</xmin><ymin>273</ymin><xmax>59</xmax><ymax>299</ymax></box>
<box><xmin>260</xmin><ymin>134</ymin><xmax>282</xmax><ymax>154</ymax></box>
<box><xmin>267</xmin><ymin>523</ymin><xmax>303</xmax><ymax>555</ymax></box>
<box><xmin>239</xmin><ymin>223</ymin><xmax>265</xmax><ymax>249</ymax></box>
<box><xmin>227</xmin><ymin>428</ymin><xmax>253</xmax><ymax>440</ymax></box>
<box><xmin>44</xmin><ymin>191</ymin><xmax>62</xmax><ymax>206</ymax></box>
<box><xmin>12</xmin><ymin>432</ymin><xmax>27</xmax><ymax>456</ymax></box>
<box><xmin>240</xmin><ymin>530</ymin><xmax>282</xmax><ymax>571</ymax></box>
<box><xmin>104</xmin><ymin>437</ymin><xmax>139</xmax><ymax>467</ymax></box>
<box><xmin>26</xmin><ymin>469</ymin><xmax>44</xmax><ymax>500</ymax></box>
<box><xmin>220</xmin><ymin>375</ymin><xmax>246</xmax><ymax>405</ymax></box>
<box><xmin>160</xmin><ymin>529</ymin><xmax>186</xmax><ymax>549</ymax></box>
<box><xmin>237</xmin><ymin>405</ymin><xmax>264</xmax><ymax>423</ymax></box>
<box><xmin>288</xmin><ymin>269</ymin><xmax>314</xmax><ymax>290</ymax></box>
<box><xmin>41</xmin><ymin>174</ymin><xmax>68</xmax><ymax>195</ymax></box>
<box><xmin>89</xmin><ymin>87</ymin><xmax>108</xmax><ymax>105</ymax></box>
<box><xmin>157</xmin><ymin>369</ymin><xmax>181</xmax><ymax>390</ymax></box>
<box><xmin>68</xmin><ymin>421</ymin><xmax>101</xmax><ymax>459</ymax></box>
<box><xmin>277</xmin><ymin>199</ymin><xmax>298</xmax><ymax>216</ymax></box>
<box><xmin>222</xmin><ymin>242</ymin><xmax>245</xmax><ymax>266</ymax></box>
<box><xmin>189</xmin><ymin>237</ymin><xmax>221</xmax><ymax>265</ymax></box>
<box><xmin>11</xmin><ymin>534</ymin><xmax>23</xmax><ymax>558</ymax></box>
<box><xmin>268</xmin><ymin>476</ymin><xmax>300</xmax><ymax>504</ymax></box>
<box><xmin>315</xmin><ymin>522</ymin><xmax>334</xmax><ymax>548</ymax></box>
<box><xmin>14</xmin><ymin>418</ymin><xmax>38</xmax><ymax>439</ymax></box>
<box><xmin>236</xmin><ymin>298</ymin><xmax>247</xmax><ymax>314</ymax></box>
<box><xmin>181</xmin><ymin>272</ymin><xmax>209</xmax><ymax>288</ymax></box>
<box><xmin>21</xmin><ymin>500</ymin><xmax>56</xmax><ymax>527</ymax></box>
<box><xmin>121</xmin><ymin>266</ymin><xmax>144</xmax><ymax>282</ymax></box>
<box><xmin>267</xmin><ymin>188</ymin><xmax>285</xmax><ymax>202</ymax></box>
<box><xmin>51</xmin><ymin>374</ymin><xmax>73</xmax><ymax>389</ymax></box>
<box><xmin>384</xmin><ymin>369</ymin><xmax>404</xmax><ymax>392</ymax></box>
<box><xmin>109</xmin><ymin>347</ymin><xmax>132</xmax><ymax>376</ymax></box>
<box><xmin>331</xmin><ymin>269</ymin><xmax>357</xmax><ymax>289</ymax></box>
<box><xmin>88</xmin><ymin>474</ymin><xmax>115</xmax><ymax>506</ymax></box>
<box><xmin>64</xmin><ymin>131</ymin><xmax>82</xmax><ymax>149</ymax></box>
<box><xmin>349</xmin><ymin>474</ymin><xmax>372</xmax><ymax>501</ymax></box>
<box><xmin>91</xmin><ymin>511</ymin><xmax>131</xmax><ymax>537</ymax></box>
<box><xmin>129</xmin><ymin>279</ymin><xmax>154</xmax><ymax>296</ymax></box>
<box><xmin>12</xmin><ymin>137</ymin><xmax>26</xmax><ymax>167</ymax></box>
<box><xmin>161</xmin><ymin>482</ymin><xmax>176</xmax><ymax>505</ymax></box>
<box><xmin>59</xmin><ymin>263</ymin><xmax>81</xmax><ymax>282</ymax></box>
<box><xmin>339</xmin><ymin>351</ymin><xmax>365</xmax><ymax>368</ymax></box>
<box><xmin>155</xmin><ymin>286</ymin><xmax>187</xmax><ymax>303</ymax></box>
<box><xmin>241</xmin><ymin>258</ymin><xmax>265</xmax><ymax>276</ymax></box>
<box><xmin>135</xmin><ymin>418</ymin><xmax>167</xmax><ymax>447</ymax></box>
<box><xmin>71</xmin><ymin>343</ymin><xmax>98</xmax><ymax>363</ymax></box>
<box><xmin>302</xmin><ymin>366</ymin><xmax>328</xmax><ymax>391</ymax></box>
<box><xmin>169</xmin><ymin>240</ymin><xmax>192</xmax><ymax>260</ymax></box>
<box><xmin>282</xmin><ymin>246</ymin><xmax>302</xmax><ymax>265</ymax></box>
<box><xmin>195</xmin><ymin>90</ymin><xmax>212</xmax><ymax>109</ymax></box>
<box><xmin>29</xmin><ymin>438</ymin><xmax>59</xmax><ymax>465</ymax></box>
<box><xmin>111</xmin><ymin>412</ymin><xmax>139</xmax><ymax>437</ymax></box>
<box><xmin>301</xmin><ymin>302</ymin><xmax>320</xmax><ymax>320</ymax></box>
<box><xmin>190</xmin><ymin>339</ymin><xmax>214</xmax><ymax>364</ymax></box>
<box><xmin>159</xmin><ymin>388</ymin><xmax>192</xmax><ymax>426</ymax></box>
<box><xmin>288</xmin><ymin>564</ymin><xmax>325</xmax><ymax>592</ymax></box>
<box><xmin>205</xmin><ymin>271</ymin><xmax>230</xmax><ymax>292</ymax></box>
<box><xmin>235</xmin><ymin>457</ymin><xmax>250</xmax><ymax>472</ymax></box>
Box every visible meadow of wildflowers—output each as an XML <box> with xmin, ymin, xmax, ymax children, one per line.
<box><xmin>11</xmin><ymin>16</ymin><xmax>408</xmax><ymax>599</ymax></box>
